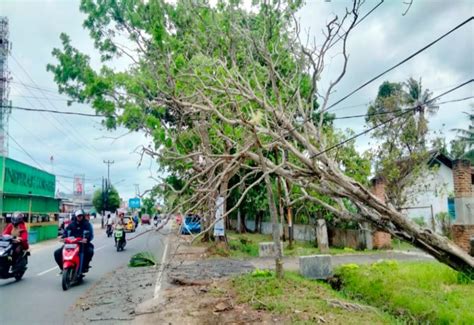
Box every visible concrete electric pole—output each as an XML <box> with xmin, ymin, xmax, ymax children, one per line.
<box><xmin>103</xmin><ymin>160</ymin><xmax>114</xmax><ymax>186</ymax></box>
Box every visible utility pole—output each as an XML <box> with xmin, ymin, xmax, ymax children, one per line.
<box><xmin>134</xmin><ymin>184</ymin><xmax>140</xmax><ymax>197</ymax></box>
<box><xmin>0</xmin><ymin>17</ymin><xmax>11</xmax><ymax>218</ymax></box>
<box><xmin>103</xmin><ymin>160</ymin><xmax>114</xmax><ymax>185</ymax></box>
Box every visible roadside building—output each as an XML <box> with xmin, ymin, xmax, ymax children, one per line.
<box><xmin>403</xmin><ymin>152</ymin><xmax>455</xmax><ymax>226</ymax></box>
<box><xmin>0</xmin><ymin>157</ymin><xmax>60</xmax><ymax>242</ymax></box>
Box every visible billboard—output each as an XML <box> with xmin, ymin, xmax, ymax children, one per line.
<box><xmin>0</xmin><ymin>157</ymin><xmax>56</xmax><ymax>197</ymax></box>
<box><xmin>129</xmin><ymin>197</ymin><xmax>141</xmax><ymax>208</ymax></box>
<box><xmin>73</xmin><ymin>174</ymin><xmax>85</xmax><ymax>197</ymax></box>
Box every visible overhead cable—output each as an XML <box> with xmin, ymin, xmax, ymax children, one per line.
<box><xmin>5</xmin><ymin>105</ymin><xmax>104</xmax><ymax>117</ymax></box>
<box><xmin>326</xmin><ymin>16</ymin><xmax>474</xmax><ymax>111</ymax></box>
<box><xmin>311</xmin><ymin>79</ymin><xmax>473</xmax><ymax>158</ymax></box>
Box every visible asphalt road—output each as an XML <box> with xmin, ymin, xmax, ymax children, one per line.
<box><xmin>0</xmin><ymin>223</ymin><xmax>168</xmax><ymax>325</ymax></box>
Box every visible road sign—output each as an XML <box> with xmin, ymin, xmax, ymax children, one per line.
<box><xmin>128</xmin><ymin>197</ymin><xmax>141</xmax><ymax>208</ymax></box>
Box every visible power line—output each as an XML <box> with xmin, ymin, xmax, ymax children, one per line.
<box><xmin>11</xmin><ymin>94</ymin><xmax>73</xmax><ymax>102</ymax></box>
<box><xmin>5</xmin><ymin>105</ymin><xmax>104</xmax><ymax>117</ymax></box>
<box><xmin>10</xmin><ymin>78</ymin><xmax>97</xmax><ymax>153</ymax></box>
<box><xmin>326</xmin><ymin>0</ymin><xmax>385</xmax><ymax>51</ymax></box>
<box><xmin>10</xmin><ymin>56</ymin><xmax>102</xmax><ymax>157</ymax></box>
<box><xmin>438</xmin><ymin>96</ymin><xmax>474</xmax><ymax>105</ymax></box>
<box><xmin>311</xmin><ymin>79</ymin><xmax>473</xmax><ymax>158</ymax></box>
<box><xmin>332</xmin><ymin>95</ymin><xmax>474</xmax><ymax>120</ymax></box>
<box><xmin>326</xmin><ymin>16</ymin><xmax>474</xmax><ymax>111</ymax></box>
<box><xmin>6</xmin><ymin>131</ymin><xmax>46</xmax><ymax>171</ymax></box>
<box><xmin>10</xmin><ymin>80</ymin><xmax>66</xmax><ymax>95</ymax></box>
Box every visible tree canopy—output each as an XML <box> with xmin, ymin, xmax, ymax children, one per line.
<box><xmin>48</xmin><ymin>0</ymin><xmax>473</xmax><ymax>275</ymax></box>
<box><xmin>92</xmin><ymin>186</ymin><xmax>121</xmax><ymax>213</ymax></box>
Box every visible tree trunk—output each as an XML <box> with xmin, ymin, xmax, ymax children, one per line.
<box><xmin>257</xmin><ymin>145</ymin><xmax>283</xmax><ymax>279</ymax></box>
<box><xmin>329</xmin><ymin>168</ymin><xmax>474</xmax><ymax>275</ymax></box>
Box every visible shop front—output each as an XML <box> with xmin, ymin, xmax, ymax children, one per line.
<box><xmin>0</xmin><ymin>157</ymin><xmax>60</xmax><ymax>243</ymax></box>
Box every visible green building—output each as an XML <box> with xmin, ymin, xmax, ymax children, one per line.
<box><xmin>0</xmin><ymin>157</ymin><xmax>60</xmax><ymax>242</ymax></box>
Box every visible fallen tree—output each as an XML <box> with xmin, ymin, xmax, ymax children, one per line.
<box><xmin>48</xmin><ymin>0</ymin><xmax>474</xmax><ymax>275</ymax></box>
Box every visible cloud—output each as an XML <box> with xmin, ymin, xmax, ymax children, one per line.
<box><xmin>1</xmin><ymin>0</ymin><xmax>472</xmax><ymax>199</ymax></box>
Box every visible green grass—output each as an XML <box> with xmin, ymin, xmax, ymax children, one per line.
<box><xmin>224</xmin><ymin>231</ymin><xmax>379</xmax><ymax>258</ymax></box>
<box><xmin>391</xmin><ymin>238</ymin><xmax>418</xmax><ymax>251</ymax></box>
<box><xmin>232</xmin><ymin>271</ymin><xmax>394</xmax><ymax>324</ymax></box>
<box><xmin>336</xmin><ymin>261</ymin><xmax>474</xmax><ymax>324</ymax></box>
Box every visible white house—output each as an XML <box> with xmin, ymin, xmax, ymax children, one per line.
<box><xmin>403</xmin><ymin>153</ymin><xmax>454</xmax><ymax>226</ymax></box>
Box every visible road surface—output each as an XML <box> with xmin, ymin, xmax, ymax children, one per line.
<box><xmin>0</xmin><ymin>224</ymin><xmax>168</xmax><ymax>325</ymax></box>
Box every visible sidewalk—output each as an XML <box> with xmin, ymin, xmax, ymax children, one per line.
<box><xmin>132</xmin><ymin>235</ymin><xmax>280</xmax><ymax>325</ymax></box>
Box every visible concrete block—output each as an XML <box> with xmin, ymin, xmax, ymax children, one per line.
<box><xmin>258</xmin><ymin>242</ymin><xmax>283</xmax><ymax>257</ymax></box>
<box><xmin>299</xmin><ymin>254</ymin><xmax>332</xmax><ymax>279</ymax></box>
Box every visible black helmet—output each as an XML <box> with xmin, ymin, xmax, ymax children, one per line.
<box><xmin>11</xmin><ymin>212</ymin><xmax>24</xmax><ymax>225</ymax></box>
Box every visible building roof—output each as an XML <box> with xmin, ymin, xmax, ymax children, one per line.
<box><xmin>427</xmin><ymin>150</ymin><xmax>453</xmax><ymax>169</ymax></box>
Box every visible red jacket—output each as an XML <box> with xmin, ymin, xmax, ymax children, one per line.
<box><xmin>2</xmin><ymin>223</ymin><xmax>29</xmax><ymax>250</ymax></box>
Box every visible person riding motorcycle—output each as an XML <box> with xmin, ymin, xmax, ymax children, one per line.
<box><xmin>2</xmin><ymin>212</ymin><xmax>29</xmax><ymax>265</ymax></box>
<box><xmin>114</xmin><ymin>213</ymin><xmax>127</xmax><ymax>245</ymax></box>
<box><xmin>54</xmin><ymin>209</ymin><xmax>94</xmax><ymax>273</ymax></box>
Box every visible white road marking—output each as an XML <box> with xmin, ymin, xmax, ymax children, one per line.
<box><xmin>95</xmin><ymin>245</ymin><xmax>107</xmax><ymax>252</ymax></box>
<box><xmin>153</xmin><ymin>241</ymin><xmax>169</xmax><ymax>299</ymax></box>
<box><xmin>37</xmin><ymin>266</ymin><xmax>59</xmax><ymax>276</ymax></box>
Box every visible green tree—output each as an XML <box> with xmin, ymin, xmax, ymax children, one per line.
<box><xmin>452</xmin><ymin>108</ymin><xmax>474</xmax><ymax>149</ymax></box>
<box><xmin>450</xmin><ymin>106</ymin><xmax>474</xmax><ymax>159</ymax></box>
<box><xmin>47</xmin><ymin>0</ymin><xmax>473</xmax><ymax>276</ymax></box>
<box><xmin>367</xmin><ymin>78</ymin><xmax>438</xmax><ymax>208</ymax></box>
<box><xmin>93</xmin><ymin>187</ymin><xmax>120</xmax><ymax>213</ymax></box>
<box><xmin>142</xmin><ymin>197</ymin><xmax>156</xmax><ymax>215</ymax></box>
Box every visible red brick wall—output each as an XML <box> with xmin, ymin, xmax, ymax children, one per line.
<box><xmin>373</xmin><ymin>231</ymin><xmax>392</xmax><ymax>249</ymax></box>
<box><xmin>452</xmin><ymin>225</ymin><xmax>474</xmax><ymax>254</ymax></box>
<box><xmin>371</xmin><ymin>176</ymin><xmax>386</xmax><ymax>203</ymax></box>
<box><xmin>370</xmin><ymin>177</ymin><xmax>392</xmax><ymax>248</ymax></box>
<box><xmin>453</xmin><ymin>159</ymin><xmax>472</xmax><ymax>198</ymax></box>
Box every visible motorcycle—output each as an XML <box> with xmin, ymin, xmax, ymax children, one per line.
<box><xmin>114</xmin><ymin>227</ymin><xmax>126</xmax><ymax>252</ymax></box>
<box><xmin>0</xmin><ymin>235</ymin><xmax>29</xmax><ymax>281</ymax></box>
<box><xmin>61</xmin><ymin>230</ymin><xmax>90</xmax><ymax>291</ymax></box>
<box><xmin>106</xmin><ymin>224</ymin><xmax>113</xmax><ymax>237</ymax></box>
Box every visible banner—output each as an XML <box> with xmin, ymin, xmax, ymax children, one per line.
<box><xmin>73</xmin><ymin>174</ymin><xmax>85</xmax><ymax>197</ymax></box>
<box><xmin>213</xmin><ymin>196</ymin><xmax>225</xmax><ymax>237</ymax></box>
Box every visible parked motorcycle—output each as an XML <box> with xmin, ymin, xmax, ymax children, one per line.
<box><xmin>114</xmin><ymin>227</ymin><xmax>126</xmax><ymax>252</ymax></box>
<box><xmin>106</xmin><ymin>224</ymin><xmax>113</xmax><ymax>237</ymax></box>
<box><xmin>0</xmin><ymin>235</ymin><xmax>29</xmax><ymax>281</ymax></box>
<box><xmin>61</xmin><ymin>231</ymin><xmax>90</xmax><ymax>291</ymax></box>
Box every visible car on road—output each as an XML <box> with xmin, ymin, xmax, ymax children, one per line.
<box><xmin>181</xmin><ymin>215</ymin><xmax>201</xmax><ymax>234</ymax></box>
<box><xmin>124</xmin><ymin>216</ymin><xmax>135</xmax><ymax>233</ymax></box>
<box><xmin>141</xmin><ymin>214</ymin><xmax>151</xmax><ymax>225</ymax></box>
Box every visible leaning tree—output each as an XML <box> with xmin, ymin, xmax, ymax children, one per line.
<box><xmin>48</xmin><ymin>0</ymin><xmax>474</xmax><ymax>275</ymax></box>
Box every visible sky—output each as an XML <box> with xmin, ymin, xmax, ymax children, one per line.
<box><xmin>0</xmin><ymin>0</ymin><xmax>473</xmax><ymax>201</ymax></box>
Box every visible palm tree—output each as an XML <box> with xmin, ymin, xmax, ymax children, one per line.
<box><xmin>451</xmin><ymin>106</ymin><xmax>474</xmax><ymax>150</ymax></box>
<box><xmin>403</xmin><ymin>77</ymin><xmax>439</xmax><ymax>148</ymax></box>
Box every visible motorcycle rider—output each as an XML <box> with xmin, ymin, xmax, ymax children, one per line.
<box><xmin>106</xmin><ymin>214</ymin><xmax>113</xmax><ymax>234</ymax></box>
<box><xmin>54</xmin><ymin>209</ymin><xmax>94</xmax><ymax>273</ymax></box>
<box><xmin>2</xmin><ymin>212</ymin><xmax>29</xmax><ymax>267</ymax></box>
<box><xmin>114</xmin><ymin>212</ymin><xmax>126</xmax><ymax>246</ymax></box>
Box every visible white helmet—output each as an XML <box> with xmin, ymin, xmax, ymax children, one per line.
<box><xmin>11</xmin><ymin>212</ymin><xmax>24</xmax><ymax>225</ymax></box>
<box><xmin>74</xmin><ymin>209</ymin><xmax>85</xmax><ymax>218</ymax></box>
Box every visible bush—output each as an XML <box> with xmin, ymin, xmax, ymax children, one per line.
<box><xmin>435</xmin><ymin>212</ymin><xmax>451</xmax><ymax>238</ymax></box>
<box><xmin>336</xmin><ymin>261</ymin><xmax>474</xmax><ymax>323</ymax></box>
<box><xmin>411</xmin><ymin>216</ymin><xmax>426</xmax><ymax>227</ymax></box>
